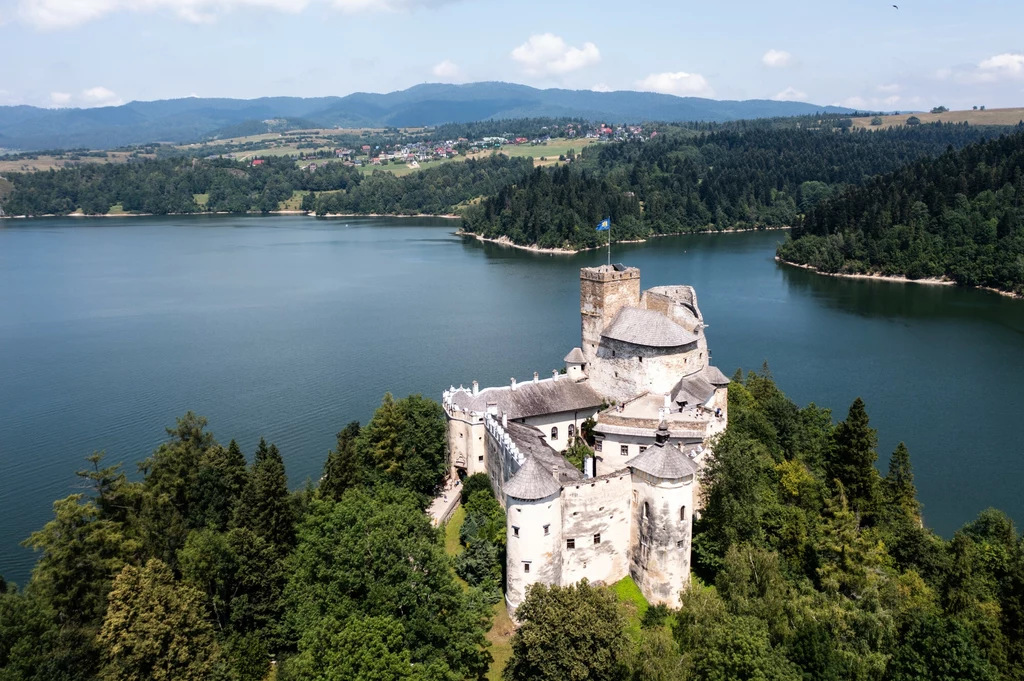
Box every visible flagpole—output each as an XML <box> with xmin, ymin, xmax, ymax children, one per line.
<box><xmin>607</xmin><ymin>217</ymin><xmax>611</xmax><ymax>266</ymax></box>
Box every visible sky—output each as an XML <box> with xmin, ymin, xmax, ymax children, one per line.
<box><xmin>0</xmin><ymin>0</ymin><xmax>1022</xmax><ymax>111</ymax></box>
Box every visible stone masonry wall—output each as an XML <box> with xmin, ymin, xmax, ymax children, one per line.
<box><xmin>559</xmin><ymin>472</ymin><xmax>633</xmax><ymax>588</ymax></box>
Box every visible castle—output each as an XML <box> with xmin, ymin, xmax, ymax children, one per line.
<box><xmin>442</xmin><ymin>265</ymin><xmax>729</xmax><ymax>613</ymax></box>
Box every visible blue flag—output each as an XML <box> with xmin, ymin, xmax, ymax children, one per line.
<box><xmin>596</xmin><ymin>218</ymin><xmax>610</xmax><ymax>231</ymax></box>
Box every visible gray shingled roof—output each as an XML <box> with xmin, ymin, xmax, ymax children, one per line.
<box><xmin>504</xmin><ymin>456</ymin><xmax>562</xmax><ymax>500</ymax></box>
<box><xmin>504</xmin><ymin>421</ymin><xmax>583</xmax><ymax>485</ymax></box>
<box><xmin>628</xmin><ymin>441</ymin><xmax>700</xmax><ymax>480</ymax></box>
<box><xmin>704</xmin><ymin>365</ymin><xmax>730</xmax><ymax>385</ymax></box>
<box><xmin>451</xmin><ymin>377</ymin><xmax>603</xmax><ymax>419</ymax></box>
<box><xmin>564</xmin><ymin>347</ymin><xmax>586</xmax><ymax>364</ymax></box>
<box><xmin>672</xmin><ymin>366</ymin><xmax>728</xmax><ymax>406</ymax></box>
<box><xmin>601</xmin><ymin>307</ymin><xmax>698</xmax><ymax>348</ymax></box>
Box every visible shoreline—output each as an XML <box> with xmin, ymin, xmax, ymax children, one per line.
<box><xmin>775</xmin><ymin>256</ymin><xmax>1023</xmax><ymax>299</ymax></box>
<box><xmin>1</xmin><ymin>210</ymin><xmax>462</xmax><ymax>220</ymax></box>
<box><xmin>457</xmin><ymin>225</ymin><xmax>791</xmax><ymax>255</ymax></box>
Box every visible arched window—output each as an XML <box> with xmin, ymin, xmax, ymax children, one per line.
<box><xmin>643</xmin><ymin>501</ymin><xmax>650</xmax><ymax>519</ymax></box>
<box><xmin>680</xmin><ymin>506</ymin><xmax>686</xmax><ymax>521</ymax></box>
<box><xmin>568</xmin><ymin>424</ymin><xmax>576</xmax><ymax>439</ymax></box>
<box><xmin>551</xmin><ymin>426</ymin><xmax>558</xmax><ymax>440</ymax></box>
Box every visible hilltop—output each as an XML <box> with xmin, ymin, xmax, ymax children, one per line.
<box><xmin>851</xmin><ymin>107</ymin><xmax>1024</xmax><ymax>130</ymax></box>
<box><xmin>0</xmin><ymin>82</ymin><xmax>854</xmax><ymax>151</ymax></box>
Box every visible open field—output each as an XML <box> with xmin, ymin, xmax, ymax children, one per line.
<box><xmin>466</xmin><ymin>138</ymin><xmax>595</xmax><ymax>167</ymax></box>
<box><xmin>0</xmin><ymin>150</ymin><xmax>149</xmax><ymax>173</ymax></box>
<box><xmin>851</xmin><ymin>107</ymin><xmax>1024</xmax><ymax>130</ymax></box>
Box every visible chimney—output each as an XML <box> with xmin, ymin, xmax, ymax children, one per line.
<box><xmin>502</xmin><ymin>413</ymin><xmax>508</xmax><ymax>429</ymax></box>
<box><xmin>511</xmin><ymin>377</ymin><xmax>517</xmax><ymax>391</ymax></box>
<box><xmin>533</xmin><ymin>371</ymin><xmax>539</xmax><ymax>383</ymax></box>
<box><xmin>472</xmin><ymin>380</ymin><xmax>479</xmax><ymax>396</ymax></box>
<box><xmin>552</xmin><ymin>370</ymin><xmax>559</xmax><ymax>382</ymax></box>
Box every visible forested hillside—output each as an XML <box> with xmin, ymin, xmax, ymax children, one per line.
<box><xmin>461</xmin><ymin>122</ymin><xmax>1019</xmax><ymax>249</ymax></box>
<box><xmin>0</xmin><ymin>154</ymin><xmax>531</xmax><ymax>217</ymax></box>
<box><xmin>778</xmin><ymin>131</ymin><xmax>1024</xmax><ymax>295</ymax></box>
<box><xmin>2</xmin><ymin>372</ymin><xmax>1023</xmax><ymax>680</ymax></box>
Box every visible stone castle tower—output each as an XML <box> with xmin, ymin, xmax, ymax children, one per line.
<box><xmin>580</xmin><ymin>265</ymin><xmax>641</xmax><ymax>368</ymax></box>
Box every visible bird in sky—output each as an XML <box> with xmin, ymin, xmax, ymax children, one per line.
<box><xmin>892</xmin><ymin>4</ymin><xmax>899</xmax><ymax>8</ymax></box>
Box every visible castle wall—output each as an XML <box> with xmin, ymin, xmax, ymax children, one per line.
<box><xmin>447</xmin><ymin>411</ymin><xmax>487</xmax><ymax>477</ymax></box>
<box><xmin>629</xmin><ymin>471</ymin><xmax>695</xmax><ymax>607</ymax></box>
<box><xmin>484</xmin><ymin>418</ymin><xmax>523</xmax><ymax>508</ymax></box>
<box><xmin>506</xmin><ymin>492</ymin><xmax>562</xmax><ymax>614</ymax></box>
<box><xmin>522</xmin><ymin>408</ymin><xmax>600</xmax><ymax>451</ymax></box>
<box><xmin>559</xmin><ymin>473</ymin><xmax>633</xmax><ymax>588</ymax></box>
<box><xmin>587</xmin><ymin>337</ymin><xmax>705</xmax><ymax>400</ymax></box>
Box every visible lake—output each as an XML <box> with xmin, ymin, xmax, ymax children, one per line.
<box><xmin>2</xmin><ymin>215</ymin><xmax>1023</xmax><ymax>585</ymax></box>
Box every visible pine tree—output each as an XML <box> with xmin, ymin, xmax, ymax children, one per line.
<box><xmin>882</xmin><ymin>442</ymin><xmax>920</xmax><ymax>522</ymax></box>
<box><xmin>319</xmin><ymin>421</ymin><xmax>361</xmax><ymax>502</ymax></box>
<box><xmin>234</xmin><ymin>438</ymin><xmax>294</xmax><ymax>551</ymax></box>
<box><xmin>98</xmin><ymin>559</ymin><xmax>229</xmax><ymax>681</ymax></box>
<box><xmin>827</xmin><ymin>398</ymin><xmax>879</xmax><ymax>520</ymax></box>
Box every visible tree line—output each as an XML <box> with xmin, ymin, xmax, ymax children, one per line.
<box><xmin>461</xmin><ymin>122</ymin><xmax>1020</xmax><ymax>250</ymax></box>
<box><xmin>501</xmin><ymin>368</ymin><xmax>1024</xmax><ymax>681</ymax></box>
<box><xmin>0</xmin><ymin>154</ymin><xmax>532</xmax><ymax>218</ymax></box>
<box><xmin>0</xmin><ymin>392</ymin><xmax>497</xmax><ymax>681</ymax></box>
<box><xmin>778</xmin><ymin>130</ymin><xmax>1024</xmax><ymax>295</ymax></box>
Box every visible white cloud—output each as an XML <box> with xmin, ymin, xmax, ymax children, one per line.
<box><xmin>17</xmin><ymin>0</ymin><xmax>456</xmax><ymax>28</ymax></box>
<box><xmin>591</xmin><ymin>83</ymin><xmax>612</xmax><ymax>92</ymax></box>
<box><xmin>977</xmin><ymin>52</ymin><xmax>1024</xmax><ymax>80</ymax></box>
<box><xmin>636</xmin><ymin>71</ymin><xmax>713</xmax><ymax>97</ymax></box>
<box><xmin>431</xmin><ymin>59</ymin><xmax>464</xmax><ymax>82</ymax></box>
<box><xmin>840</xmin><ymin>95</ymin><xmax>868</xmax><ymax>109</ymax></box>
<box><xmin>877</xmin><ymin>83</ymin><xmax>901</xmax><ymax>93</ymax></box>
<box><xmin>510</xmin><ymin>33</ymin><xmax>600</xmax><ymax>76</ymax></box>
<box><xmin>49</xmin><ymin>91</ymin><xmax>72</xmax><ymax>106</ymax></box>
<box><xmin>81</xmin><ymin>86</ymin><xmax>123</xmax><ymax>107</ymax></box>
<box><xmin>772</xmin><ymin>86</ymin><xmax>807</xmax><ymax>102</ymax></box>
<box><xmin>761</xmin><ymin>49</ymin><xmax>793</xmax><ymax>68</ymax></box>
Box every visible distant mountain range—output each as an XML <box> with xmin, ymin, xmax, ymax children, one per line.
<box><xmin>0</xmin><ymin>82</ymin><xmax>855</xmax><ymax>151</ymax></box>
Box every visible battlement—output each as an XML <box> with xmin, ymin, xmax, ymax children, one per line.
<box><xmin>580</xmin><ymin>264</ymin><xmax>641</xmax><ymax>283</ymax></box>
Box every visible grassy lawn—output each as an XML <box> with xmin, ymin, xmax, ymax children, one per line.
<box><xmin>610</xmin><ymin>575</ymin><xmax>649</xmax><ymax>641</ymax></box>
<box><xmin>444</xmin><ymin>505</ymin><xmax>466</xmax><ymax>557</ymax></box>
<box><xmin>193</xmin><ymin>193</ymin><xmax>209</xmax><ymax>207</ymax></box>
<box><xmin>106</xmin><ymin>204</ymin><xmax>126</xmax><ymax>215</ymax></box>
<box><xmin>486</xmin><ymin>600</ymin><xmax>515</xmax><ymax>681</ymax></box>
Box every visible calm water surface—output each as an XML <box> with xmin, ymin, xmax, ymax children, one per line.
<box><xmin>2</xmin><ymin>215</ymin><xmax>1023</xmax><ymax>584</ymax></box>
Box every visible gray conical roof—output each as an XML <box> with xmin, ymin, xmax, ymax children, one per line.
<box><xmin>563</xmin><ymin>347</ymin><xmax>586</xmax><ymax>364</ymax></box>
<box><xmin>628</xmin><ymin>440</ymin><xmax>699</xmax><ymax>480</ymax></box>
<box><xmin>504</xmin><ymin>456</ymin><xmax>562</xmax><ymax>500</ymax></box>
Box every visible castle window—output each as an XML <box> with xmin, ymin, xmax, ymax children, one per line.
<box><xmin>643</xmin><ymin>502</ymin><xmax>650</xmax><ymax>519</ymax></box>
<box><xmin>568</xmin><ymin>424</ymin><xmax>575</xmax><ymax>439</ymax></box>
<box><xmin>638</xmin><ymin>356</ymin><xmax>643</xmax><ymax>363</ymax></box>
<box><xmin>566</xmin><ymin>538</ymin><xmax>575</xmax><ymax>549</ymax></box>
<box><xmin>620</xmin><ymin>444</ymin><xmax>629</xmax><ymax>456</ymax></box>
<box><xmin>595</xmin><ymin>440</ymin><xmax>603</xmax><ymax>452</ymax></box>
<box><xmin>639</xmin><ymin>445</ymin><xmax>647</xmax><ymax>453</ymax></box>
<box><xmin>543</xmin><ymin>524</ymin><xmax>550</xmax><ymax>536</ymax></box>
<box><xmin>677</xmin><ymin>540</ymin><xmax>686</xmax><ymax>548</ymax></box>
<box><xmin>512</xmin><ymin>526</ymin><xmax>519</xmax><ymax>537</ymax></box>
<box><xmin>612</xmin><ymin>350</ymin><xmax>616</xmax><ymax>357</ymax></box>
<box><xmin>551</xmin><ymin>427</ymin><xmax>558</xmax><ymax>441</ymax></box>
<box><xmin>680</xmin><ymin>506</ymin><xmax>686</xmax><ymax>521</ymax></box>
<box><xmin>594</xmin><ymin>533</ymin><xmax>601</xmax><ymax>545</ymax></box>
<box><xmin>478</xmin><ymin>455</ymin><xmax>484</xmax><ymax>462</ymax></box>
<box><xmin>523</xmin><ymin>562</ymin><xmax>530</xmax><ymax>573</ymax></box>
